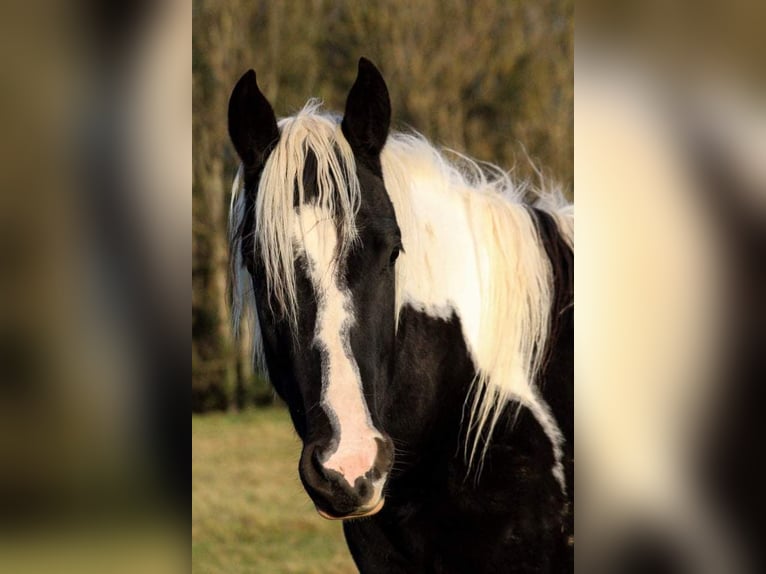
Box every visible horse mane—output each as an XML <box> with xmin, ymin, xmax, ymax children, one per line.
<box><xmin>230</xmin><ymin>100</ymin><xmax>573</xmax><ymax>474</ymax></box>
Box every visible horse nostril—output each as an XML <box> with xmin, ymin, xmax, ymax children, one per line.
<box><xmin>311</xmin><ymin>447</ymin><xmax>329</xmax><ymax>480</ymax></box>
<box><xmin>353</xmin><ymin>475</ymin><xmax>373</xmax><ymax>501</ymax></box>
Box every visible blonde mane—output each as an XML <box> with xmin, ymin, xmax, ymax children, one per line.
<box><xmin>230</xmin><ymin>100</ymin><xmax>573</xmax><ymax>474</ymax></box>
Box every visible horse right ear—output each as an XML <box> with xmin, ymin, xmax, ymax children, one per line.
<box><xmin>228</xmin><ymin>69</ymin><xmax>280</xmax><ymax>171</ymax></box>
<box><xmin>341</xmin><ymin>58</ymin><xmax>391</xmax><ymax>160</ymax></box>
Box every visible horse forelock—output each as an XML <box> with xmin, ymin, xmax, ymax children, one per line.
<box><xmin>243</xmin><ymin>101</ymin><xmax>362</xmax><ymax>332</ymax></box>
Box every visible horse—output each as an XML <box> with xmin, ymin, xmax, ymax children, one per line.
<box><xmin>227</xmin><ymin>58</ymin><xmax>573</xmax><ymax>573</ymax></box>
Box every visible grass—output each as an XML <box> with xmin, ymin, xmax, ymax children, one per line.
<box><xmin>192</xmin><ymin>408</ymin><xmax>357</xmax><ymax>574</ymax></box>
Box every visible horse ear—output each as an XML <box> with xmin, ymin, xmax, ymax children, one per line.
<box><xmin>341</xmin><ymin>58</ymin><xmax>391</xmax><ymax>159</ymax></box>
<box><xmin>228</xmin><ymin>69</ymin><xmax>280</xmax><ymax>170</ymax></box>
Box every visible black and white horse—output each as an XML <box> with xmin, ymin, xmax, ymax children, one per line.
<box><xmin>228</xmin><ymin>58</ymin><xmax>573</xmax><ymax>573</ymax></box>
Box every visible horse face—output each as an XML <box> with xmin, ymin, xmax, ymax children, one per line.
<box><xmin>287</xmin><ymin>163</ymin><xmax>399</xmax><ymax>520</ymax></box>
<box><xmin>228</xmin><ymin>59</ymin><xmax>397</xmax><ymax>519</ymax></box>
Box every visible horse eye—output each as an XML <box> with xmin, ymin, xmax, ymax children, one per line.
<box><xmin>389</xmin><ymin>244</ymin><xmax>402</xmax><ymax>266</ymax></box>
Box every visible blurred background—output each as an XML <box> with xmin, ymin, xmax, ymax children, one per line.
<box><xmin>192</xmin><ymin>1</ymin><xmax>572</xmax><ymax>571</ymax></box>
<box><xmin>0</xmin><ymin>0</ymin><xmax>188</xmax><ymax>573</ymax></box>
<box><xmin>577</xmin><ymin>0</ymin><xmax>766</xmax><ymax>572</ymax></box>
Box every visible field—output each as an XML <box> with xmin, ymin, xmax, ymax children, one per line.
<box><xmin>192</xmin><ymin>409</ymin><xmax>357</xmax><ymax>573</ymax></box>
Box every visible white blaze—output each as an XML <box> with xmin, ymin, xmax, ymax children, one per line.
<box><xmin>295</xmin><ymin>207</ymin><xmax>384</xmax><ymax>490</ymax></box>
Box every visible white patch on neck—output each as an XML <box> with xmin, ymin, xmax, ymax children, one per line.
<box><xmin>395</xmin><ymin>178</ymin><xmax>483</xmax><ymax>352</ymax></box>
<box><xmin>295</xmin><ymin>206</ymin><xmax>384</xmax><ymax>488</ymax></box>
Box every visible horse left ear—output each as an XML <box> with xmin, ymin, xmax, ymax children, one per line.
<box><xmin>228</xmin><ymin>69</ymin><xmax>280</xmax><ymax>172</ymax></box>
<box><xmin>341</xmin><ymin>58</ymin><xmax>391</xmax><ymax>159</ymax></box>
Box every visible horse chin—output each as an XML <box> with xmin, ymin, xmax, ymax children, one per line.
<box><xmin>316</xmin><ymin>497</ymin><xmax>385</xmax><ymax>521</ymax></box>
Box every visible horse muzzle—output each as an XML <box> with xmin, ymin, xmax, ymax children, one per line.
<box><xmin>298</xmin><ymin>435</ymin><xmax>394</xmax><ymax>520</ymax></box>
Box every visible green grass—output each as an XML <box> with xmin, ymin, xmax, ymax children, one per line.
<box><xmin>192</xmin><ymin>409</ymin><xmax>357</xmax><ymax>573</ymax></box>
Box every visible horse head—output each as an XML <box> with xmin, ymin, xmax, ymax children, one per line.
<box><xmin>228</xmin><ymin>59</ymin><xmax>399</xmax><ymax>519</ymax></box>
